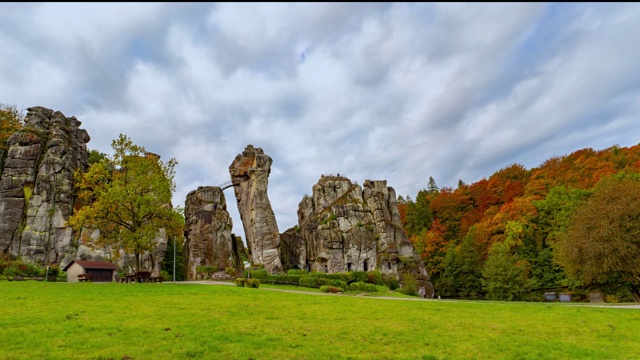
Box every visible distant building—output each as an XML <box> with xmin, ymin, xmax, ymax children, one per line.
<box><xmin>63</xmin><ymin>260</ymin><xmax>119</xmax><ymax>282</ymax></box>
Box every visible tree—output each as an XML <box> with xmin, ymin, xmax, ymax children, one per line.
<box><xmin>0</xmin><ymin>103</ymin><xmax>24</xmax><ymax>151</ymax></box>
<box><xmin>438</xmin><ymin>229</ymin><xmax>484</xmax><ymax>299</ymax></box>
<box><xmin>162</xmin><ymin>235</ymin><xmax>185</xmax><ymax>281</ymax></box>
<box><xmin>556</xmin><ymin>174</ymin><xmax>640</xmax><ymax>301</ymax></box>
<box><xmin>68</xmin><ymin>134</ymin><xmax>184</xmax><ymax>271</ymax></box>
<box><xmin>481</xmin><ymin>221</ymin><xmax>533</xmax><ymax>301</ymax></box>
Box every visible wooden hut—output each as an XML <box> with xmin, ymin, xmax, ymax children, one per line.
<box><xmin>63</xmin><ymin>260</ymin><xmax>119</xmax><ymax>282</ymax></box>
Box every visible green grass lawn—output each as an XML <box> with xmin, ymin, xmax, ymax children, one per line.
<box><xmin>1</xmin><ymin>282</ymin><xmax>639</xmax><ymax>360</ymax></box>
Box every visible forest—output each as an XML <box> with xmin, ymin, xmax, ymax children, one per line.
<box><xmin>399</xmin><ymin>144</ymin><xmax>640</xmax><ymax>302</ymax></box>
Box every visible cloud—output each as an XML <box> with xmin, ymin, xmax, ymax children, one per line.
<box><xmin>2</xmin><ymin>3</ymin><xmax>640</xmax><ymax>233</ymax></box>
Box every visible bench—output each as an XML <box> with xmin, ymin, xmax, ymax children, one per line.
<box><xmin>135</xmin><ymin>271</ymin><xmax>151</xmax><ymax>283</ymax></box>
<box><xmin>149</xmin><ymin>276</ymin><xmax>164</xmax><ymax>283</ymax></box>
<box><xmin>77</xmin><ymin>273</ymin><xmax>92</xmax><ymax>282</ymax></box>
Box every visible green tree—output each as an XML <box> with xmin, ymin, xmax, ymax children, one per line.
<box><xmin>88</xmin><ymin>149</ymin><xmax>108</xmax><ymax>164</ymax></box>
<box><xmin>0</xmin><ymin>103</ymin><xmax>24</xmax><ymax>151</ymax></box>
<box><xmin>162</xmin><ymin>236</ymin><xmax>185</xmax><ymax>281</ymax></box>
<box><xmin>68</xmin><ymin>134</ymin><xmax>184</xmax><ymax>271</ymax></box>
<box><xmin>556</xmin><ymin>173</ymin><xmax>640</xmax><ymax>301</ymax></box>
<box><xmin>481</xmin><ymin>221</ymin><xmax>533</xmax><ymax>301</ymax></box>
<box><xmin>438</xmin><ymin>228</ymin><xmax>484</xmax><ymax>299</ymax></box>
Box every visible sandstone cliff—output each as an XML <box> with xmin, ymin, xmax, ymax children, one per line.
<box><xmin>229</xmin><ymin>145</ymin><xmax>283</xmax><ymax>274</ymax></box>
<box><xmin>184</xmin><ymin>186</ymin><xmax>241</xmax><ymax>280</ymax></box>
<box><xmin>0</xmin><ymin>107</ymin><xmax>89</xmax><ymax>264</ymax></box>
<box><xmin>282</xmin><ymin>175</ymin><xmax>434</xmax><ymax>297</ymax></box>
<box><xmin>0</xmin><ymin>107</ymin><xmax>168</xmax><ymax>274</ymax></box>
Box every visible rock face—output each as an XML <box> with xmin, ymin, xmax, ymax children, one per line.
<box><xmin>282</xmin><ymin>175</ymin><xmax>433</xmax><ymax>297</ymax></box>
<box><xmin>184</xmin><ymin>186</ymin><xmax>240</xmax><ymax>280</ymax></box>
<box><xmin>0</xmin><ymin>106</ymin><xmax>168</xmax><ymax>274</ymax></box>
<box><xmin>229</xmin><ymin>145</ymin><xmax>283</xmax><ymax>274</ymax></box>
<box><xmin>0</xmin><ymin>107</ymin><xmax>90</xmax><ymax>264</ymax></box>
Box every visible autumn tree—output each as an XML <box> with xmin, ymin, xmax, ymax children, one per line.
<box><xmin>68</xmin><ymin>134</ymin><xmax>184</xmax><ymax>271</ymax></box>
<box><xmin>555</xmin><ymin>174</ymin><xmax>640</xmax><ymax>301</ymax></box>
<box><xmin>0</xmin><ymin>103</ymin><xmax>24</xmax><ymax>151</ymax></box>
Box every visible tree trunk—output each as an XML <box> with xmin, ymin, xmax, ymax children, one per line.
<box><xmin>630</xmin><ymin>284</ymin><xmax>640</xmax><ymax>303</ymax></box>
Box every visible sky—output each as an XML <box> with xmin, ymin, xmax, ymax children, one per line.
<box><xmin>2</xmin><ymin>3</ymin><xmax>640</xmax><ymax>236</ymax></box>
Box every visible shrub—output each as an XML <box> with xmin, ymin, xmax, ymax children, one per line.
<box><xmin>348</xmin><ymin>281</ymin><xmax>378</xmax><ymax>293</ymax></box>
<box><xmin>331</xmin><ymin>280</ymin><xmax>348</xmax><ymax>289</ymax></box>
<box><xmin>196</xmin><ymin>266</ymin><xmax>218</xmax><ymax>274</ymax></box>
<box><xmin>287</xmin><ymin>269</ymin><xmax>309</xmax><ymax>276</ymax></box>
<box><xmin>398</xmin><ymin>274</ymin><xmax>419</xmax><ymax>296</ymax></box>
<box><xmin>249</xmin><ymin>269</ymin><xmax>269</xmax><ymax>280</ymax></box>
<box><xmin>367</xmin><ymin>270</ymin><xmax>383</xmax><ymax>285</ymax></box>
<box><xmin>225</xmin><ymin>267</ymin><xmax>237</xmax><ymax>277</ymax></box>
<box><xmin>234</xmin><ymin>278</ymin><xmax>245</xmax><ymax>287</ymax></box>
<box><xmin>262</xmin><ymin>274</ymin><xmax>304</xmax><ymax>285</ymax></box>
<box><xmin>320</xmin><ymin>286</ymin><xmax>343</xmax><ymax>293</ymax></box>
<box><xmin>382</xmin><ymin>274</ymin><xmax>399</xmax><ymax>290</ymax></box>
<box><xmin>351</xmin><ymin>271</ymin><xmax>368</xmax><ymax>283</ymax></box>
<box><xmin>160</xmin><ymin>270</ymin><xmax>171</xmax><ymax>282</ymax></box>
<box><xmin>299</xmin><ymin>275</ymin><xmax>332</xmax><ymax>288</ymax></box>
<box><xmin>245</xmin><ymin>278</ymin><xmax>260</xmax><ymax>288</ymax></box>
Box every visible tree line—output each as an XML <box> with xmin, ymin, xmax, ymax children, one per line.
<box><xmin>399</xmin><ymin>145</ymin><xmax>640</xmax><ymax>302</ymax></box>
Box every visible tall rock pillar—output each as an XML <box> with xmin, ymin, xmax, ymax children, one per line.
<box><xmin>0</xmin><ymin>107</ymin><xmax>90</xmax><ymax>264</ymax></box>
<box><xmin>184</xmin><ymin>186</ymin><xmax>239</xmax><ymax>280</ymax></box>
<box><xmin>229</xmin><ymin>145</ymin><xmax>283</xmax><ymax>274</ymax></box>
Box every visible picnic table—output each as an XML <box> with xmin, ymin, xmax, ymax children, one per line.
<box><xmin>77</xmin><ymin>273</ymin><xmax>92</xmax><ymax>282</ymax></box>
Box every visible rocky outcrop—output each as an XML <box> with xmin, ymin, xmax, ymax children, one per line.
<box><xmin>283</xmin><ymin>175</ymin><xmax>433</xmax><ymax>297</ymax></box>
<box><xmin>0</xmin><ymin>107</ymin><xmax>90</xmax><ymax>264</ymax></box>
<box><xmin>184</xmin><ymin>186</ymin><xmax>240</xmax><ymax>280</ymax></box>
<box><xmin>229</xmin><ymin>145</ymin><xmax>283</xmax><ymax>274</ymax></box>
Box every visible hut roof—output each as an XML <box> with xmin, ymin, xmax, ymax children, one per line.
<box><xmin>63</xmin><ymin>260</ymin><xmax>119</xmax><ymax>271</ymax></box>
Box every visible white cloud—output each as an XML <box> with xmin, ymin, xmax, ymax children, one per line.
<box><xmin>2</xmin><ymin>3</ymin><xmax>640</xmax><ymax>233</ymax></box>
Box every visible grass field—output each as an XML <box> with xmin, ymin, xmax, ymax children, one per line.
<box><xmin>1</xmin><ymin>282</ymin><xmax>639</xmax><ymax>360</ymax></box>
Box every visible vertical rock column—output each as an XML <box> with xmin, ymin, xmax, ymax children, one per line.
<box><xmin>229</xmin><ymin>145</ymin><xmax>283</xmax><ymax>274</ymax></box>
<box><xmin>0</xmin><ymin>107</ymin><xmax>90</xmax><ymax>263</ymax></box>
<box><xmin>184</xmin><ymin>186</ymin><xmax>238</xmax><ymax>280</ymax></box>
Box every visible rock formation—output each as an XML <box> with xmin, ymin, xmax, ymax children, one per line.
<box><xmin>0</xmin><ymin>107</ymin><xmax>89</xmax><ymax>264</ymax></box>
<box><xmin>0</xmin><ymin>106</ymin><xmax>168</xmax><ymax>274</ymax></box>
<box><xmin>184</xmin><ymin>186</ymin><xmax>241</xmax><ymax>280</ymax></box>
<box><xmin>229</xmin><ymin>145</ymin><xmax>283</xmax><ymax>274</ymax></box>
<box><xmin>281</xmin><ymin>175</ymin><xmax>434</xmax><ymax>297</ymax></box>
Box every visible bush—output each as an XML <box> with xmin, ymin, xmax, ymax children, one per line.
<box><xmin>367</xmin><ymin>271</ymin><xmax>383</xmax><ymax>285</ymax></box>
<box><xmin>287</xmin><ymin>269</ymin><xmax>309</xmax><ymax>276</ymax></box>
<box><xmin>348</xmin><ymin>281</ymin><xmax>378</xmax><ymax>293</ymax></box>
<box><xmin>299</xmin><ymin>275</ymin><xmax>332</xmax><ymax>288</ymax></box>
<box><xmin>196</xmin><ymin>266</ymin><xmax>218</xmax><ymax>274</ymax></box>
<box><xmin>331</xmin><ymin>280</ymin><xmax>348</xmax><ymax>289</ymax></box>
<box><xmin>398</xmin><ymin>274</ymin><xmax>419</xmax><ymax>296</ymax></box>
<box><xmin>160</xmin><ymin>270</ymin><xmax>171</xmax><ymax>282</ymax></box>
<box><xmin>320</xmin><ymin>286</ymin><xmax>343</xmax><ymax>293</ymax></box>
<box><xmin>262</xmin><ymin>274</ymin><xmax>304</xmax><ymax>285</ymax></box>
<box><xmin>351</xmin><ymin>271</ymin><xmax>368</xmax><ymax>283</ymax></box>
<box><xmin>225</xmin><ymin>267</ymin><xmax>237</xmax><ymax>277</ymax></box>
<box><xmin>249</xmin><ymin>269</ymin><xmax>269</xmax><ymax>280</ymax></box>
<box><xmin>382</xmin><ymin>274</ymin><xmax>399</xmax><ymax>290</ymax></box>
<box><xmin>234</xmin><ymin>278</ymin><xmax>245</xmax><ymax>287</ymax></box>
<box><xmin>245</xmin><ymin>278</ymin><xmax>260</xmax><ymax>288</ymax></box>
